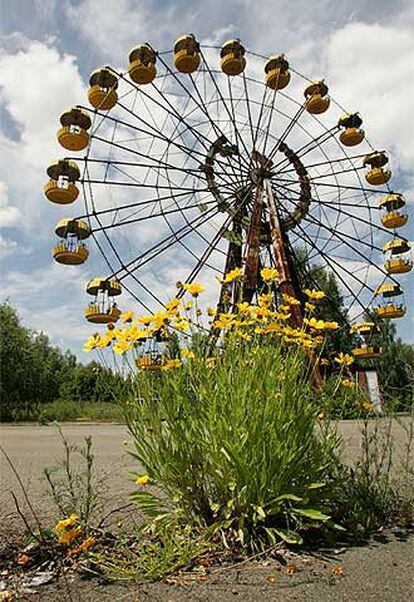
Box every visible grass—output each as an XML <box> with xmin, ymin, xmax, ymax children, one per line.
<box><xmin>1</xmin><ymin>400</ymin><xmax>124</xmax><ymax>423</ymax></box>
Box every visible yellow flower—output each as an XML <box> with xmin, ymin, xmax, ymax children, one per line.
<box><xmin>68</xmin><ymin>536</ymin><xmax>95</xmax><ymax>557</ymax></box>
<box><xmin>183</xmin><ymin>282</ymin><xmax>205</xmax><ymax>297</ymax></box>
<box><xmin>162</xmin><ymin>358</ymin><xmax>182</xmax><ymax>370</ymax></box>
<box><xmin>54</xmin><ymin>513</ymin><xmax>78</xmax><ymax>533</ymax></box>
<box><xmin>264</xmin><ymin>323</ymin><xmax>282</xmax><ymax>334</ymax></box>
<box><xmin>278</xmin><ymin>304</ymin><xmax>291</xmax><ymax>312</ymax></box>
<box><xmin>173</xmin><ymin>319</ymin><xmax>189</xmax><ymax>331</ymax></box>
<box><xmin>207</xmin><ymin>307</ymin><xmax>216</xmax><ymax>316</ymax></box>
<box><xmin>362</xmin><ymin>401</ymin><xmax>373</xmax><ymax>410</ymax></box>
<box><xmin>184</xmin><ymin>301</ymin><xmax>193</xmax><ymax>310</ymax></box>
<box><xmin>341</xmin><ymin>379</ymin><xmax>355</xmax><ymax>388</ymax></box>
<box><xmin>237</xmin><ymin>302</ymin><xmax>250</xmax><ymax>314</ymax></box>
<box><xmin>58</xmin><ymin>527</ymin><xmax>82</xmax><ymax>545</ymax></box>
<box><xmin>305</xmin><ymin>302</ymin><xmax>315</xmax><ymax>312</ymax></box>
<box><xmin>304</xmin><ymin>289</ymin><xmax>326</xmax><ymax>301</ymax></box>
<box><xmin>258</xmin><ymin>293</ymin><xmax>272</xmax><ymax>307</ymax></box>
<box><xmin>181</xmin><ymin>348</ymin><xmax>195</xmax><ymax>359</ymax></box>
<box><xmin>84</xmin><ymin>333</ymin><xmax>100</xmax><ymax>352</ymax></box>
<box><xmin>135</xmin><ymin>474</ymin><xmax>150</xmax><ymax>485</ymax></box>
<box><xmin>96</xmin><ymin>334</ymin><xmax>113</xmax><ymax>349</ymax></box>
<box><xmin>304</xmin><ymin>317</ymin><xmax>338</xmax><ymax>331</ymax></box>
<box><xmin>213</xmin><ymin>312</ymin><xmax>237</xmax><ymax>330</ymax></box>
<box><xmin>235</xmin><ymin>329</ymin><xmax>251</xmax><ymax>341</ymax></box>
<box><xmin>137</xmin><ymin>315</ymin><xmax>153</xmax><ymax>325</ymax></box>
<box><xmin>113</xmin><ymin>339</ymin><xmax>133</xmax><ymax>354</ymax></box>
<box><xmin>261</xmin><ymin>267</ymin><xmax>279</xmax><ymax>282</ymax></box>
<box><xmin>282</xmin><ymin>293</ymin><xmax>301</xmax><ymax>306</ymax></box>
<box><xmin>165</xmin><ymin>298</ymin><xmax>180</xmax><ymax>311</ymax></box>
<box><xmin>121</xmin><ymin>310</ymin><xmax>135</xmax><ymax>323</ymax></box>
<box><xmin>334</xmin><ymin>353</ymin><xmax>354</xmax><ymax>367</ymax></box>
<box><xmin>219</xmin><ymin>267</ymin><xmax>243</xmax><ymax>284</ymax></box>
<box><xmin>320</xmin><ymin>358</ymin><xmax>329</xmax><ymax>366</ymax></box>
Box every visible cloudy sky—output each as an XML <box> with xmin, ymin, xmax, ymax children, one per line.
<box><xmin>1</xmin><ymin>0</ymin><xmax>413</xmax><ymax>359</ymax></box>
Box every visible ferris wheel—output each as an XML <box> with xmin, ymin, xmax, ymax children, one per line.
<box><xmin>44</xmin><ymin>36</ymin><xmax>412</xmax><ymax>359</ymax></box>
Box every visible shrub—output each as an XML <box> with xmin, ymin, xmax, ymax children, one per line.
<box><xmin>125</xmin><ymin>338</ymin><xmax>342</xmax><ymax>549</ymax></box>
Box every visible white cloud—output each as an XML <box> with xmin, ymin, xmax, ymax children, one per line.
<box><xmin>0</xmin><ymin>181</ymin><xmax>21</xmax><ymax>227</ymax></box>
<box><xmin>325</xmin><ymin>22</ymin><xmax>414</xmax><ymax>171</ymax></box>
<box><xmin>0</xmin><ymin>40</ymin><xmax>86</xmax><ymax>236</ymax></box>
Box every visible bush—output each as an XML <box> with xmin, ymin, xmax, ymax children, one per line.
<box><xmin>38</xmin><ymin>400</ymin><xmax>122</xmax><ymax>423</ymax></box>
<box><xmin>125</xmin><ymin>339</ymin><xmax>341</xmax><ymax>549</ymax></box>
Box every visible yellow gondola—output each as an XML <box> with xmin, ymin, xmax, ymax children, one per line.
<box><xmin>57</xmin><ymin>108</ymin><xmax>91</xmax><ymax>151</ymax></box>
<box><xmin>363</xmin><ymin>151</ymin><xmax>391</xmax><ymax>185</ymax></box>
<box><xmin>374</xmin><ymin>281</ymin><xmax>406</xmax><ymax>319</ymax></box>
<box><xmin>84</xmin><ymin>304</ymin><xmax>121</xmax><ymax>324</ymax></box>
<box><xmin>374</xmin><ymin>282</ymin><xmax>403</xmax><ymax>297</ymax></box>
<box><xmin>52</xmin><ymin>218</ymin><xmax>91</xmax><ymax>265</ymax></box>
<box><xmin>381</xmin><ymin>211</ymin><xmax>408</xmax><ymax>229</ymax></box>
<box><xmin>85</xmin><ymin>277</ymin><xmax>122</xmax><ymax>324</ymax></box>
<box><xmin>351</xmin><ymin>320</ymin><xmax>377</xmax><ymax>334</ymax></box>
<box><xmin>338</xmin><ymin>113</ymin><xmax>365</xmax><ymax>146</ymax></box>
<box><xmin>304</xmin><ymin>80</ymin><xmax>330</xmax><ymax>114</ymax></box>
<box><xmin>353</xmin><ymin>345</ymin><xmax>384</xmax><ymax>359</ymax></box>
<box><xmin>44</xmin><ymin>160</ymin><xmax>80</xmax><ymax>204</ymax></box>
<box><xmin>382</xmin><ymin>239</ymin><xmax>410</xmax><ymax>255</ymax></box>
<box><xmin>376</xmin><ymin>304</ymin><xmax>406</xmax><ymax>319</ymax></box>
<box><xmin>128</xmin><ymin>44</ymin><xmax>157</xmax><ymax>84</ymax></box>
<box><xmin>379</xmin><ymin>193</ymin><xmax>408</xmax><ymax>228</ymax></box>
<box><xmin>264</xmin><ymin>55</ymin><xmax>290</xmax><ymax>90</ymax></box>
<box><xmin>220</xmin><ymin>39</ymin><xmax>246</xmax><ymax>76</ymax></box>
<box><xmin>173</xmin><ymin>35</ymin><xmax>200</xmax><ymax>73</ymax></box>
<box><xmin>385</xmin><ymin>258</ymin><xmax>412</xmax><ymax>274</ymax></box>
<box><xmin>135</xmin><ymin>354</ymin><xmax>164</xmax><ymax>371</ymax></box>
<box><xmin>88</xmin><ymin>68</ymin><xmax>118</xmax><ymax>110</ymax></box>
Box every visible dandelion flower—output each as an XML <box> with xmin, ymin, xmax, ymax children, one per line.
<box><xmin>218</xmin><ymin>267</ymin><xmax>243</xmax><ymax>284</ymax></box>
<box><xmin>183</xmin><ymin>282</ymin><xmax>205</xmax><ymax>297</ymax></box>
<box><xmin>121</xmin><ymin>310</ymin><xmax>135</xmax><ymax>323</ymax></box>
<box><xmin>181</xmin><ymin>348</ymin><xmax>195</xmax><ymax>359</ymax></box>
<box><xmin>261</xmin><ymin>267</ymin><xmax>279</xmax><ymax>282</ymax></box>
<box><xmin>135</xmin><ymin>474</ymin><xmax>150</xmax><ymax>485</ymax></box>
<box><xmin>334</xmin><ymin>352</ymin><xmax>354</xmax><ymax>366</ymax></box>
<box><xmin>282</xmin><ymin>293</ymin><xmax>301</xmax><ymax>306</ymax></box>
<box><xmin>304</xmin><ymin>289</ymin><xmax>326</xmax><ymax>301</ymax></box>
<box><xmin>54</xmin><ymin>513</ymin><xmax>78</xmax><ymax>532</ymax></box>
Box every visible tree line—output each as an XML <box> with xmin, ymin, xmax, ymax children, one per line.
<box><xmin>0</xmin><ymin>302</ymin><xmax>127</xmax><ymax>421</ymax></box>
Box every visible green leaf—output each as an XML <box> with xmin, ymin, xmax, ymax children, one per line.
<box><xmin>293</xmin><ymin>508</ymin><xmax>331</xmax><ymax>521</ymax></box>
<box><xmin>273</xmin><ymin>528</ymin><xmax>303</xmax><ymax>545</ymax></box>
<box><xmin>306</xmin><ymin>482</ymin><xmax>326</xmax><ymax>490</ymax></box>
<box><xmin>272</xmin><ymin>493</ymin><xmax>304</xmax><ymax>503</ymax></box>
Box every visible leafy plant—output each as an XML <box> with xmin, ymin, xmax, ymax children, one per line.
<box><xmin>43</xmin><ymin>425</ymin><xmax>101</xmax><ymax>529</ymax></box>
<box><xmin>125</xmin><ymin>339</ymin><xmax>341</xmax><ymax>550</ymax></box>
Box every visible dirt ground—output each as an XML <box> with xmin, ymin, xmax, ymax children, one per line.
<box><xmin>1</xmin><ymin>420</ymin><xmax>413</xmax><ymax>601</ymax></box>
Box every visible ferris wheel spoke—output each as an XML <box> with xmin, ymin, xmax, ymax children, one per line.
<box><xmin>275</xmin><ymin>177</ymin><xmax>390</xmax><ymax>196</ymax></box>
<box><xmin>90</xmin><ymin>198</ymin><xmax>221</xmax><ymax>232</ymax></box>
<box><xmin>281</xmin><ymin>152</ymin><xmax>371</xmax><ymax>174</ymax></box>
<box><xmin>199</xmin><ymin>51</ymin><xmax>252</xmax><ymax>161</ymax></box>
<box><xmin>88</xmin><ymin>105</ymin><xmax>209</xmax><ymax>164</ymax></box>
<box><xmin>271</xmin><ymin>125</ymin><xmax>339</xmax><ymax>172</ymax></box>
<box><xmin>266</xmin><ymin>102</ymin><xmax>308</xmax><ymax>165</ymax></box>
<box><xmin>275</xmin><ymin>191</ymin><xmax>379</xmax><ymax>294</ymax></box>
<box><xmin>284</xmin><ymin>240</ymin><xmax>351</xmax><ymax>327</ymax></box>
<box><xmin>112</xmin><ymin>195</ymin><xmax>237</xmax><ymax>280</ymax></box>
<box><xmin>110</xmin><ymin>68</ymin><xmax>217</xmax><ymax>154</ymax></box>
<box><xmin>177</xmin><ymin>213</ymin><xmax>239</xmax><ymax>296</ymax></box>
<box><xmin>286</xmin><ymin>220</ymin><xmax>375</xmax><ymax>313</ymax></box>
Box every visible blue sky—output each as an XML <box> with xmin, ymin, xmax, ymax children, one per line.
<box><xmin>0</xmin><ymin>0</ymin><xmax>413</xmax><ymax>359</ymax></box>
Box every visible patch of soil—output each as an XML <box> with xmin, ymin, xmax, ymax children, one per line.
<box><xmin>3</xmin><ymin>529</ymin><xmax>412</xmax><ymax>602</ymax></box>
